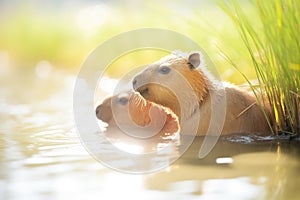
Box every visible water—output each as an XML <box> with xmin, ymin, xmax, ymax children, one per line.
<box><xmin>1</xmin><ymin>69</ymin><xmax>300</xmax><ymax>200</ymax></box>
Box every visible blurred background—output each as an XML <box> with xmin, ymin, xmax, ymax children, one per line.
<box><xmin>1</xmin><ymin>1</ymin><xmax>299</xmax><ymax>200</ymax></box>
<box><xmin>0</xmin><ymin>0</ymin><xmax>256</xmax><ymax>82</ymax></box>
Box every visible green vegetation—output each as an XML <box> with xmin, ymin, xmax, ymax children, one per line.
<box><xmin>218</xmin><ymin>0</ymin><xmax>300</xmax><ymax>135</ymax></box>
<box><xmin>0</xmin><ymin>1</ymin><xmax>255</xmax><ymax>82</ymax></box>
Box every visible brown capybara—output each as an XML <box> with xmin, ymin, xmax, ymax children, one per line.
<box><xmin>96</xmin><ymin>91</ymin><xmax>180</xmax><ymax>141</ymax></box>
<box><xmin>133</xmin><ymin>51</ymin><xmax>274</xmax><ymax>136</ymax></box>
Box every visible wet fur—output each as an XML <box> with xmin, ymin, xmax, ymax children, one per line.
<box><xmin>133</xmin><ymin>53</ymin><xmax>274</xmax><ymax>135</ymax></box>
<box><xmin>96</xmin><ymin>92</ymin><xmax>180</xmax><ymax>138</ymax></box>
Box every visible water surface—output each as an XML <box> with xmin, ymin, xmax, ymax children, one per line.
<box><xmin>1</xmin><ymin>69</ymin><xmax>300</xmax><ymax>200</ymax></box>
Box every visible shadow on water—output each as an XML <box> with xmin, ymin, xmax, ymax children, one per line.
<box><xmin>180</xmin><ymin>134</ymin><xmax>300</xmax><ymax>165</ymax></box>
<box><xmin>1</xmin><ymin>70</ymin><xmax>300</xmax><ymax>200</ymax></box>
<box><xmin>144</xmin><ymin>135</ymin><xmax>300</xmax><ymax>199</ymax></box>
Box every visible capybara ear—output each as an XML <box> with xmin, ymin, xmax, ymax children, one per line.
<box><xmin>188</xmin><ymin>52</ymin><xmax>201</xmax><ymax>69</ymax></box>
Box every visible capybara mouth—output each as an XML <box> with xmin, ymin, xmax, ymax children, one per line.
<box><xmin>138</xmin><ymin>87</ymin><xmax>149</xmax><ymax>97</ymax></box>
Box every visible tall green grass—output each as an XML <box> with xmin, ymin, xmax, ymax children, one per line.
<box><xmin>218</xmin><ymin>0</ymin><xmax>300</xmax><ymax>135</ymax></box>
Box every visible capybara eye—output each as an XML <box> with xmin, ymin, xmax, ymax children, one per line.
<box><xmin>118</xmin><ymin>97</ymin><xmax>129</xmax><ymax>105</ymax></box>
<box><xmin>158</xmin><ymin>66</ymin><xmax>171</xmax><ymax>75</ymax></box>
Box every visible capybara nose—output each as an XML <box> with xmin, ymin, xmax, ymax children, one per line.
<box><xmin>96</xmin><ymin>105</ymin><xmax>101</xmax><ymax>115</ymax></box>
<box><xmin>96</xmin><ymin>105</ymin><xmax>102</xmax><ymax>119</ymax></box>
<box><xmin>132</xmin><ymin>78</ymin><xmax>137</xmax><ymax>89</ymax></box>
<box><xmin>95</xmin><ymin>105</ymin><xmax>112</xmax><ymax>123</ymax></box>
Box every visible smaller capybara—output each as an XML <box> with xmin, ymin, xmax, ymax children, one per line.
<box><xmin>133</xmin><ymin>51</ymin><xmax>274</xmax><ymax>136</ymax></box>
<box><xmin>96</xmin><ymin>91</ymin><xmax>180</xmax><ymax>140</ymax></box>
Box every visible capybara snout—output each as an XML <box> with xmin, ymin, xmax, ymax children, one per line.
<box><xmin>95</xmin><ymin>96</ymin><xmax>114</xmax><ymax>123</ymax></box>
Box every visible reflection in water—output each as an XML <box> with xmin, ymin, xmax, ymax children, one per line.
<box><xmin>0</xmin><ymin>70</ymin><xmax>300</xmax><ymax>200</ymax></box>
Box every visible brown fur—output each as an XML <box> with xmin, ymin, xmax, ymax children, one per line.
<box><xmin>96</xmin><ymin>91</ymin><xmax>180</xmax><ymax>139</ymax></box>
<box><xmin>133</xmin><ymin>52</ymin><xmax>274</xmax><ymax>135</ymax></box>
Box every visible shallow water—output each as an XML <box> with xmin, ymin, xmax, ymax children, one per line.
<box><xmin>1</xmin><ymin>69</ymin><xmax>300</xmax><ymax>200</ymax></box>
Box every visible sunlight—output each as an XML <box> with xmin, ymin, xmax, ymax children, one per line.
<box><xmin>101</xmin><ymin>173</ymin><xmax>145</xmax><ymax>199</ymax></box>
<box><xmin>99</xmin><ymin>77</ymin><xmax>119</xmax><ymax>94</ymax></box>
<box><xmin>76</xmin><ymin>4</ymin><xmax>112</xmax><ymax>37</ymax></box>
<box><xmin>35</xmin><ymin>60</ymin><xmax>52</xmax><ymax>79</ymax></box>
<box><xmin>113</xmin><ymin>142</ymin><xmax>144</xmax><ymax>154</ymax></box>
<box><xmin>202</xmin><ymin>177</ymin><xmax>265</xmax><ymax>199</ymax></box>
<box><xmin>216</xmin><ymin>157</ymin><xmax>234</xmax><ymax>164</ymax></box>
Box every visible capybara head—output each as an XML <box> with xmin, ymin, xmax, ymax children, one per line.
<box><xmin>132</xmin><ymin>52</ymin><xmax>210</xmax><ymax>118</ymax></box>
<box><xmin>96</xmin><ymin>91</ymin><xmax>179</xmax><ymax>138</ymax></box>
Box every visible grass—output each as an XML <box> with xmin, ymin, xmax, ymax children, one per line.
<box><xmin>218</xmin><ymin>0</ymin><xmax>300</xmax><ymax>135</ymax></box>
